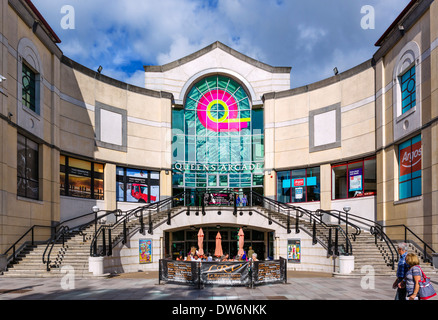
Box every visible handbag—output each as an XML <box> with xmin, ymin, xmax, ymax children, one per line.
<box><xmin>417</xmin><ymin>266</ymin><xmax>437</xmax><ymax>300</ymax></box>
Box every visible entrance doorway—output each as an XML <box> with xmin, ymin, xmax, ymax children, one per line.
<box><xmin>165</xmin><ymin>226</ymin><xmax>274</xmax><ymax>261</ymax></box>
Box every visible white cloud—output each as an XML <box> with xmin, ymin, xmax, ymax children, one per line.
<box><xmin>33</xmin><ymin>0</ymin><xmax>413</xmax><ymax>89</ymax></box>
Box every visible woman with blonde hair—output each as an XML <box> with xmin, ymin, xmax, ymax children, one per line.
<box><xmin>404</xmin><ymin>253</ymin><xmax>421</xmax><ymax>300</ymax></box>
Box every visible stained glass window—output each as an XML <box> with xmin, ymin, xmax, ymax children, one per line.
<box><xmin>172</xmin><ymin>75</ymin><xmax>264</xmax><ymax>190</ymax></box>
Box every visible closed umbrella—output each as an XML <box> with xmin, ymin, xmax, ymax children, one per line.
<box><xmin>238</xmin><ymin>228</ymin><xmax>245</xmax><ymax>256</ymax></box>
<box><xmin>198</xmin><ymin>228</ymin><xmax>204</xmax><ymax>256</ymax></box>
<box><xmin>214</xmin><ymin>232</ymin><xmax>223</xmax><ymax>257</ymax></box>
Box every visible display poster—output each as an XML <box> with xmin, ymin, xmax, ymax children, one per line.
<box><xmin>349</xmin><ymin>167</ymin><xmax>363</xmax><ymax>192</ymax></box>
<box><xmin>139</xmin><ymin>239</ymin><xmax>152</xmax><ymax>264</ymax></box>
<box><xmin>287</xmin><ymin>239</ymin><xmax>301</xmax><ymax>263</ymax></box>
<box><xmin>295</xmin><ymin>187</ymin><xmax>303</xmax><ymax>200</ymax></box>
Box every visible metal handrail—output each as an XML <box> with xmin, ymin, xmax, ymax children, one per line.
<box><xmin>382</xmin><ymin>224</ymin><xmax>436</xmax><ymax>264</ymax></box>
<box><xmin>3</xmin><ymin>225</ymin><xmax>53</xmax><ymax>265</ymax></box>
<box><xmin>317</xmin><ymin>209</ymin><xmax>401</xmax><ymax>270</ymax></box>
<box><xmin>89</xmin><ymin>193</ymin><xmax>185</xmax><ymax>257</ymax></box>
<box><xmin>250</xmin><ymin>191</ymin><xmax>354</xmax><ymax>256</ymax></box>
<box><xmin>42</xmin><ymin>226</ymin><xmax>70</xmax><ymax>271</ymax></box>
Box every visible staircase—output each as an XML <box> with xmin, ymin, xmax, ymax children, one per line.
<box><xmin>2</xmin><ymin>226</ymin><xmax>96</xmax><ymax>278</ymax></box>
<box><xmin>1</xmin><ymin>200</ymin><xmax>435</xmax><ymax>279</ymax></box>
<box><xmin>257</xmin><ymin>205</ymin><xmax>437</xmax><ymax>278</ymax></box>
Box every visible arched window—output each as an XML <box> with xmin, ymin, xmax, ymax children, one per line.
<box><xmin>393</xmin><ymin>41</ymin><xmax>421</xmax><ymax>142</ymax></box>
<box><xmin>17</xmin><ymin>38</ymin><xmax>44</xmax><ymax>138</ymax></box>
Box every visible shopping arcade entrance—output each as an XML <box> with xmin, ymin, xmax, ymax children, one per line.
<box><xmin>172</xmin><ymin>187</ymin><xmax>264</xmax><ymax>208</ymax></box>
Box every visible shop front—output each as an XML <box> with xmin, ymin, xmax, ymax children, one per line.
<box><xmin>165</xmin><ymin>226</ymin><xmax>274</xmax><ymax>261</ymax></box>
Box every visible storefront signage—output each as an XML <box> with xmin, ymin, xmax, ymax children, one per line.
<box><xmin>251</xmin><ymin>258</ymin><xmax>287</xmax><ymax>286</ymax></box>
<box><xmin>200</xmin><ymin>262</ymin><xmax>250</xmax><ymax>285</ymax></box>
<box><xmin>400</xmin><ymin>140</ymin><xmax>422</xmax><ymax>177</ymax></box>
<box><xmin>173</xmin><ymin>162</ymin><xmax>264</xmax><ymax>173</ymax></box>
<box><xmin>160</xmin><ymin>260</ymin><xmax>198</xmax><ymax>285</ymax></box>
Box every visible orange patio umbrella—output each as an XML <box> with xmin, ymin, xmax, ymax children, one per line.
<box><xmin>238</xmin><ymin>228</ymin><xmax>245</xmax><ymax>256</ymax></box>
<box><xmin>214</xmin><ymin>232</ymin><xmax>223</xmax><ymax>257</ymax></box>
<box><xmin>197</xmin><ymin>228</ymin><xmax>204</xmax><ymax>256</ymax></box>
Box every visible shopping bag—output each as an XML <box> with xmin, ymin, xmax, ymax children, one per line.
<box><xmin>417</xmin><ymin>266</ymin><xmax>437</xmax><ymax>300</ymax></box>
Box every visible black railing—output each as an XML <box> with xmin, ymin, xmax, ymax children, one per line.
<box><xmin>382</xmin><ymin>224</ymin><xmax>436</xmax><ymax>265</ymax></box>
<box><xmin>3</xmin><ymin>225</ymin><xmax>53</xmax><ymax>267</ymax></box>
<box><xmin>90</xmin><ymin>193</ymin><xmax>185</xmax><ymax>257</ymax></box>
<box><xmin>42</xmin><ymin>208</ymin><xmax>121</xmax><ymax>271</ymax></box>
<box><xmin>250</xmin><ymin>191</ymin><xmax>355</xmax><ymax>256</ymax></box>
<box><xmin>318</xmin><ymin>209</ymin><xmax>401</xmax><ymax>269</ymax></box>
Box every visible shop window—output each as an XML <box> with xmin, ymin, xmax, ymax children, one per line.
<box><xmin>116</xmin><ymin>167</ymin><xmax>160</xmax><ymax>203</ymax></box>
<box><xmin>399</xmin><ymin>135</ymin><xmax>422</xmax><ymax>200</ymax></box>
<box><xmin>60</xmin><ymin>156</ymin><xmax>104</xmax><ymax>200</ymax></box>
<box><xmin>277</xmin><ymin>167</ymin><xmax>320</xmax><ymax>203</ymax></box>
<box><xmin>17</xmin><ymin>134</ymin><xmax>39</xmax><ymax>200</ymax></box>
<box><xmin>331</xmin><ymin>157</ymin><xmax>376</xmax><ymax>200</ymax></box>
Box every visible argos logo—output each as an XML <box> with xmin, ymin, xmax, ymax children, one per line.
<box><xmin>400</xmin><ymin>141</ymin><xmax>422</xmax><ymax>177</ymax></box>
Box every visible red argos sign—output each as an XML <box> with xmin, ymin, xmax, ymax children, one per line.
<box><xmin>400</xmin><ymin>141</ymin><xmax>422</xmax><ymax>177</ymax></box>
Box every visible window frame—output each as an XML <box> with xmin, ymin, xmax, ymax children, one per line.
<box><xmin>116</xmin><ymin>166</ymin><xmax>160</xmax><ymax>204</ymax></box>
<box><xmin>17</xmin><ymin>134</ymin><xmax>39</xmax><ymax>200</ymax></box>
<box><xmin>60</xmin><ymin>155</ymin><xmax>104</xmax><ymax>200</ymax></box>
<box><xmin>276</xmin><ymin>167</ymin><xmax>321</xmax><ymax>204</ymax></box>
<box><xmin>398</xmin><ymin>134</ymin><xmax>422</xmax><ymax>200</ymax></box>
<box><xmin>331</xmin><ymin>156</ymin><xmax>377</xmax><ymax>200</ymax></box>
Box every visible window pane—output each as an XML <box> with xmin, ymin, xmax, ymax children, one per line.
<box><xmin>332</xmin><ymin>165</ymin><xmax>347</xmax><ymax>199</ymax></box>
<box><xmin>291</xmin><ymin>169</ymin><xmax>306</xmax><ymax>203</ymax></box>
<box><xmin>22</xmin><ymin>63</ymin><xmax>36</xmax><ymax>112</ymax></box>
<box><xmin>306</xmin><ymin>167</ymin><xmax>320</xmax><ymax>202</ymax></box>
<box><xmin>277</xmin><ymin>171</ymin><xmax>290</xmax><ymax>203</ymax></box>
<box><xmin>364</xmin><ymin>158</ymin><xmax>377</xmax><ymax>195</ymax></box>
<box><xmin>400</xmin><ymin>65</ymin><xmax>416</xmax><ymax>114</ymax></box>
<box><xmin>399</xmin><ymin>135</ymin><xmax>422</xmax><ymax>199</ymax></box>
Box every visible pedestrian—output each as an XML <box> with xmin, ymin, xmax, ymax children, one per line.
<box><xmin>242</xmin><ymin>194</ymin><xmax>247</xmax><ymax>206</ymax></box>
<box><xmin>248</xmin><ymin>246</ymin><xmax>254</xmax><ymax>258</ymax></box>
<box><xmin>404</xmin><ymin>253</ymin><xmax>421</xmax><ymax>300</ymax></box>
<box><xmin>392</xmin><ymin>243</ymin><xmax>409</xmax><ymax>300</ymax></box>
<box><xmin>236</xmin><ymin>195</ymin><xmax>241</xmax><ymax>207</ymax></box>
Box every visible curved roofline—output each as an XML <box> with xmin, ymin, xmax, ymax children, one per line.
<box><xmin>263</xmin><ymin>59</ymin><xmax>374</xmax><ymax>100</ymax></box>
<box><xmin>144</xmin><ymin>41</ymin><xmax>292</xmax><ymax>74</ymax></box>
<box><xmin>61</xmin><ymin>56</ymin><xmax>174</xmax><ymax>100</ymax></box>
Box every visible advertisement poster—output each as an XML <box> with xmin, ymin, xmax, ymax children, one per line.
<box><xmin>139</xmin><ymin>239</ymin><xmax>152</xmax><ymax>264</ymax></box>
<box><xmin>287</xmin><ymin>239</ymin><xmax>301</xmax><ymax>263</ymax></box>
<box><xmin>295</xmin><ymin>187</ymin><xmax>303</xmax><ymax>200</ymax></box>
<box><xmin>349</xmin><ymin>168</ymin><xmax>363</xmax><ymax>192</ymax></box>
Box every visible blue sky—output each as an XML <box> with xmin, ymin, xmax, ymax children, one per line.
<box><xmin>33</xmin><ymin>0</ymin><xmax>411</xmax><ymax>89</ymax></box>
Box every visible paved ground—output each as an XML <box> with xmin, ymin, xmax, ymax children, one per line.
<box><xmin>1</xmin><ymin>271</ymin><xmax>437</xmax><ymax>301</ymax></box>
<box><xmin>1</xmin><ymin>271</ymin><xmax>437</xmax><ymax>318</ymax></box>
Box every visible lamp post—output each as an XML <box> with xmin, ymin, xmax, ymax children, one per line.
<box><xmin>343</xmin><ymin>206</ymin><xmax>351</xmax><ymax>255</ymax></box>
<box><xmin>92</xmin><ymin>206</ymin><xmax>99</xmax><ymax>256</ymax></box>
